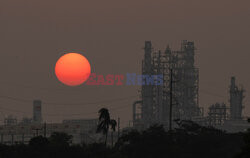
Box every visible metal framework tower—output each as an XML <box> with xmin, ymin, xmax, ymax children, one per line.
<box><xmin>230</xmin><ymin>77</ymin><xmax>244</xmax><ymax>120</ymax></box>
<box><xmin>133</xmin><ymin>40</ymin><xmax>200</xmax><ymax>129</ymax></box>
<box><xmin>208</xmin><ymin>103</ymin><xmax>227</xmax><ymax>126</ymax></box>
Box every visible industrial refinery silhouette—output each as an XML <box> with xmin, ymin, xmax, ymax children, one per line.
<box><xmin>0</xmin><ymin>41</ymin><xmax>249</xmax><ymax>158</ymax></box>
<box><xmin>133</xmin><ymin>41</ymin><xmax>247</xmax><ymax>133</ymax></box>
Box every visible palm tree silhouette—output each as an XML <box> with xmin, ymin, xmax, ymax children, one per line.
<box><xmin>96</xmin><ymin>108</ymin><xmax>117</xmax><ymax>146</ymax></box>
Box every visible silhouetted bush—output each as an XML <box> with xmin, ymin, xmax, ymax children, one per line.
<box><xmin>0</xmin><ymin>123</ymin><xmax>246</xmax><ymax>158</ymax></box>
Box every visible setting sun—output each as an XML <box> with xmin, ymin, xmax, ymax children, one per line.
<box><xmin>55</xmin><ymin>53</ymin><xmax>91</xmax><ymax>86</ymax></box>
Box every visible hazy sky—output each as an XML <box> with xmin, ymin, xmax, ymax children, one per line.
<box><xmin>0</xmin><ymin>0</ymin><xmax>249</xmax><ymax>127</ymax></box>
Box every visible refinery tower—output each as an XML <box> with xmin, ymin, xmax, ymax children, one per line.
<box><xmin>133</xmin><ymin>40</ymin><xmax>201</xmax><ymax>129</ymax></box>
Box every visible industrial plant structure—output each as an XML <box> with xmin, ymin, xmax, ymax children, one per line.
<box><xmin>0</xmin><ymin>100</ymin><xmax>99</xmax><ymax>145</ymax></box>
<box><xmin>207</xmin><ymin>77</ymin><xmax>245</xmax><ymax>127</ymax></box>
<box><xmin>207</xmin><ymin>77</ymin><xmax>248</xmax><ymax>132</ymax></box>
<box><xmin>0</xmin><ymin>40</ymin><xmax>248</xmax><ymax>145</ymax></box>
<box><xmin>229</xmin><ymin>77</ymin><xmax>245</xmax><ymax>120</ymax></box>
<box><xmin>133</xmin><ymin>40</ymin><xmax>201</xmax><ymax>129</ymax></box>
<box><xmin>33</xmin><ymin>100</ymin><xmax>42</xmax><ymax>124</ymax></box>
<box><xmin>208</xmin><ymin>103</ymin><xmax>227</xmax><ymax>126</ymax></box>
<box><xmin>133</xmin><ymin>41</ymin><xmax>248</xmax><ymax>132</ymax></box>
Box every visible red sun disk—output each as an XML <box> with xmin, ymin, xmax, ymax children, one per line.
<box><xmin>55</xmin><ymin>53</ymin><xmax>91</xmax><ymax>86</ymax></box>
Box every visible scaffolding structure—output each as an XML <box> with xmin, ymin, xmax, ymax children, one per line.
<box><xmin>133</xmin><ymin>40</ymin><xmax>201</xmax><ymax>129</ymax></box>
<box><xmin>208</xmin><ymin>103</ymin><xmax>228</xmax><ymax>126</ymax></box>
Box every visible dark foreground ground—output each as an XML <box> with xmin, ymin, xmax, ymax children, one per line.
<box><xmin>0</xmin><ymin>121</ymin><xmax>249</xmax><ymax>158</ymax></box>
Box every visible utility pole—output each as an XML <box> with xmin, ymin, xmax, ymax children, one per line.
<box><xmin>11</xmin><ymin>134</ymin><xmax>14</xmax><ymax>145</ymax></box>
<box><xmin>117</xmin><ymin>117</ymin><xmax>120</xmax><ymax>139</ymax></box>
<box><xmin>1</xmin><ymin>134</ymin><xmax>3</xmax><ymax>144</ymax></box>
<box><xmin>111</xmin><ymin>132</ymin><xmax>113</xmax><ymax>147</ymax></box>
<box><xmin>169</xmin><ymin>69</ymin><xmax>173</xmax><ymax>131</ymax></box>
<box><xmin>22</xmin><ymin>134</ymin><xmax>24</xmax><ymax>143</ymax></box>
<box><xmin>44</xmin><ymin>122</ymin><xmax>47</xmax><ymax>137</ymax></box>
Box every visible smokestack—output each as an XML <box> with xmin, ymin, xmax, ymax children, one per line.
<box><xmin>33</xmin><ymin>100</ymin><xmax>42</xmax><ymax>124</ymax></box>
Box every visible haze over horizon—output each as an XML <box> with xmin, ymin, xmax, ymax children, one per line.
<box><xmin>0</xmin><ymin>0</ymin><xmax>249</xmax><ymax>127</ymax></box>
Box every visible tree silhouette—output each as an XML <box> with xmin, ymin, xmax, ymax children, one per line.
<box><xmin>29</xmin><ymin>136</ymin><xmax>49</xmax><ymax>148</ymax></box>
<box><xmin>49</xmin><ymin>132</ymin><xmax>73</xmax><ymax>147</ymax></box>
<box><xmin>235</xmin><ymin>129</ymin><xmax>250</xmax><ymax>158</ymax></box>
<box><xmin>0</xmin><ymin>123</ymin><xmax>245</xmax><ymax>158</ymax></box>
<box><xmin>96</xmin><ymin>108</ymin><xmax>117</xmax><ymax>146</ymax></box>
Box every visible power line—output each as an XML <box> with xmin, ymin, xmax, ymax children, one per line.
<box><xmin>0</xmin><ymin>94</ymin><xmax>138</xmax><ymax>106</ymax></box>
<box><xmin>0</xmin><ymin>88</ymin><xmax>229</xmax><ymax>118</ymax></box>
<box><xmin>0</xmin><ymin>96</ymin><xmax>136</xmax><ymax>117</ymax></box>
<box><xmin>0</xmin><ymin>95</ymin><xmax>31</xmax><ymax>103</ymax></box>
<box><xmin>43</xmin><ymin>95</ymin><xmax>138</xmax><ymax>106</ymax></box>
<box><xmin>199</xmin><ymin>89</ymin><xmax>227</xmax><ymax>98</ymax></box>
<box><xmin>45</xmin><ymin>100</ymin><xmax>133</xmax><ymax>117</ymax></box>
<box><xmin>0</xmin><ymin>106</ymin><xmax>30</xmax><ymax>114</ymax></box>
<box><xmin>0</xmin><ymin>101</ymin><xmax>132</xmax><ymax>117</ymax></box>
<box><xmin>0</xmin><ymin>80</ymin><xmax>128</xmax><ymax>93</ymax></box>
